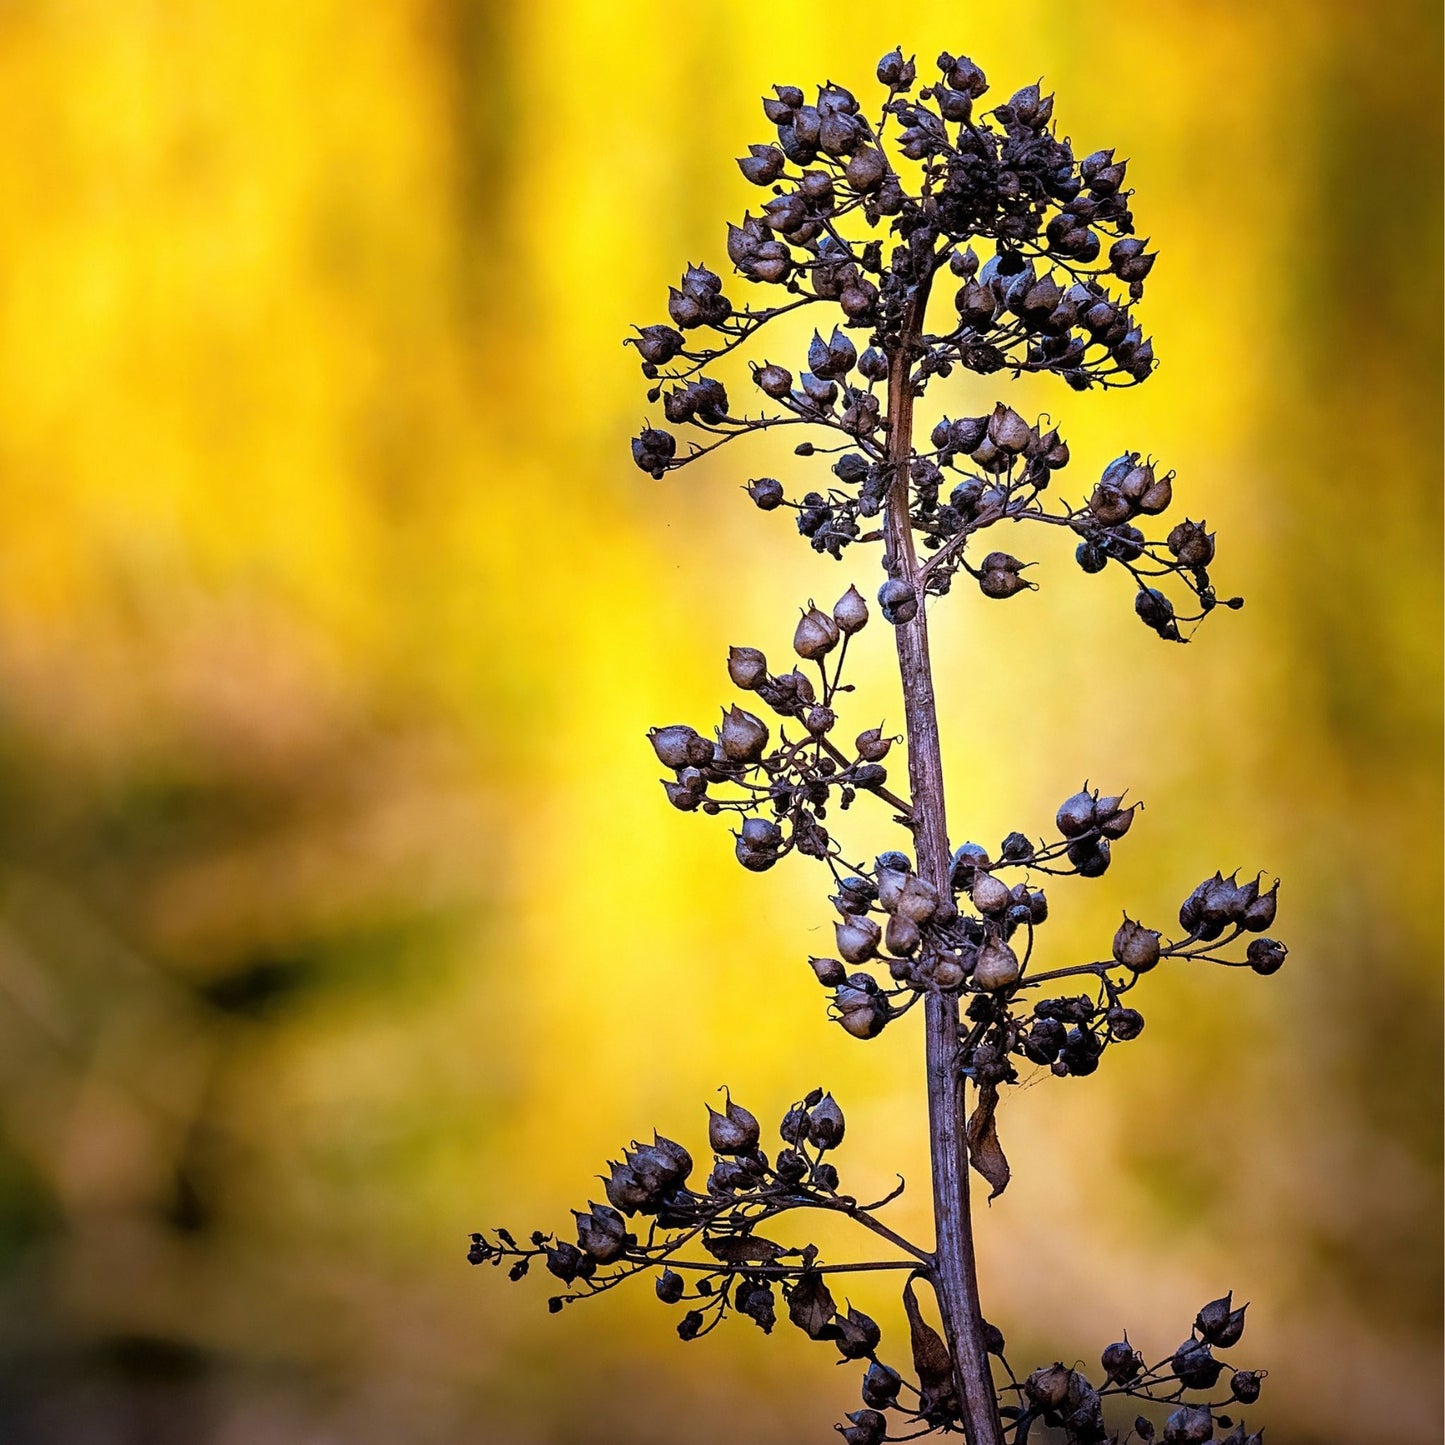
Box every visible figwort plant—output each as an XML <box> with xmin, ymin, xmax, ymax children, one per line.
<box><xmin>472</xmin><ymin>48</ymin><xmax>1284</xmax><ymax>1445</ymax></box>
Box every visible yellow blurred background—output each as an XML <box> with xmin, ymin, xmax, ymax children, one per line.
<box><xmin>0</xmin><ymin>1</ymin><xmax>1436</xmax><ymax>1441</ymax></box>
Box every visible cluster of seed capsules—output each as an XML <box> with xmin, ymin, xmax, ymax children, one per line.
<box><xmin>1010</xmin><ymin>1291</ymin><xmax>1267</xmax><ymax>1445</ymax></box>
<box><xmin>649</xmin><ymin>586</ymin><xmax>1285</xmax><ymax>1077</ymax></box>
<box><xmin>628</xmin><ymin>48</ymin><xmax>1156</xmax><ymax>398</ymax></box>
<box><xmin>469</xmin><ymin>1091</ymin><xmax>941</xmax><ymax>1394</ymax></box>
<box><xmin>470</xmin><ymin>1085</ymin><xmax>1270</xmax><ymax>1444</ymax></box>
<box><xmin>810</xmin><ymin>789</ymin><xmax>1283</xmax><ymax>1086</ymax></box>
<box><xmin>628</xmin><ymin>50</ymin><xmax>1233</xmax><ymax>640</ymax></box>
<box><xmin>649</xmin><ymin>583</ymin><xmax>909</xmax><ymax>871</ymax></box>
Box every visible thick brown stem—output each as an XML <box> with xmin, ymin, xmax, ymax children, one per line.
<box><xmin>884</xmin><ymin>335</ymin><xmax>1004</xmax><ymax>1445</ymax></box>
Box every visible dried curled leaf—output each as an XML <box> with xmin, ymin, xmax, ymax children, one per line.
<box><xmin>702</xmin><ymin>1233</ymin><xmax>786</xmax><ymax>1265</ymax></box>
<box><xmin>965</xmin><ymin>1081</ymin><xmax>1011</xmax><ymax>1200</ymax></box>
<box><xmin>903</xmin><ymin>1273</ymin><xmax>959</xmax><ymax>1422</ymax></box>
<box><xmin>787</xmin><ymin>1269</ymin><xmax>839</xmax><ymax>1340</ymax></box>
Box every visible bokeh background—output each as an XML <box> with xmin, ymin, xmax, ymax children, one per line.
<box><xmin>0</xmin><ymin>2</ymin><xmax>1437</xmax><ymax>1442</ymax></box>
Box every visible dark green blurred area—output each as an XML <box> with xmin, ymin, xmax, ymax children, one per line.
<box><xmin>0</xmin><ymin>2</ymin><xmax>1435</xmax><ymax>1443</ymax></box>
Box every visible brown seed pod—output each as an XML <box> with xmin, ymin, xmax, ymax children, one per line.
<box><xmin>885</xmin><ymin>912</ymin><xmax>921</xmax><ymax>956</ymax></box>
<box><xmin>933</xmin><ymin>956</ymin><xmax>965</xmax><ymax>989</ymax></box>
<box><xmin>972</xmin><ymin>938</ymin><xmax>1020</xmax><ymax>991</ymax></box>
<box><xmin>971</xmin><ymin>872</ymin><xmax>1011</xmax><ymax>915</ymax></box>
<box><xmin>808</xmin><ymin>955</ymin><xmax>846</xmax><ymax>987</ymax></box>
<box><xmin>835</xmin><ymin>916</ymin><xmax>881</xmax><ymax>963</ymax></box>
<box><xmin>1056</xmin><ymin>787</ymin><xmax>1097</xmax><ymax>838</ymax></box>
<box><xmin>719</xmin><ymin>705</ymin><xmax>769</xmax><ymax>763</ymax></box>
<box><xmin>856</xmin><ymin>726</ymin><xmax>893</xmax><ymax>761</ymax></box>
<box><xmin>987</xmin><ymin>402</ymin><xmax>1032</xmax><ymax>453</ymax></box>
<box><xmin>1024</xmin><ymin>1363</ymin><xmax>1074</xmax><ymax>1409</ymax></box>
<box><xmin>794</xmin><ymin>605</ymin><xmax>841</xmax><ymax>660</ymax></box>
<box><xmin>1138</xmin><ymin>470</ymin><xmax>1174</xmax><ymax>514</ymax></box>
<box><xmin>896</xmin><ymin>875</ymin><xmax>941</xmax><ymax>923</ymax></box>
<box><xmin>650</xmin><ymin>724</ymin><xmax>712</xmax><ymax>770</ymax></box>
<box><xmin>833</xmin><ymin>584</ymin><xmax>869</xmax><ymax>634</ymax></box>
<box><xmin>1113</xmin><ymin>916</ymin><xmax>1162</xmax><ymax>971</ymax></box>
<box><xmin>727</xmin><ymin>646</ymin><xmax>768</xmax><ymax>689</ymax></box>
<box><xmin>707</xmin><ymin>1094</ymin><xmax>760</xmax><ymax>1154</ymax></box>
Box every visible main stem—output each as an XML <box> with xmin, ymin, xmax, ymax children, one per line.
<box><xmin>884</xmin><ymin>325</ymin><xmax>1004</xmax><ymax>1445</ymax></box>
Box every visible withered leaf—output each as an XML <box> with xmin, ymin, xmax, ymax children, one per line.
<box><xmin>965</xmin><ymin>1082</ymin><xmax>1011</xmax><ymax>1200</ymax></box>
<box><xmin>787</xmin><ymin>1269</ymin><xmax>839</xmax><ymax>1340</ymax></box>
<box><xmin>702</xmin><ymin>1233</ymin><xmax>786</xmax><ymax>1264</ymax></box>
<box><xmin>903</xmin><ymin>1273</ymin><xmax>959</xmax><ymax>1423</ymax></box>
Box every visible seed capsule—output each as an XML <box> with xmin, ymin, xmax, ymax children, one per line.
<box><xmin>1106</xmin><ymin>1005</ymin><xmax>1144</xmax><ymax>1040</ymax></box>
<box><xmin>809</xmin><ymin>326</ymin><xmax>858</xmax><ymax>380</ymax></box>
<box><xmin>878</xmin><ymin>576</ymin><xmax>918</xmax><ymax>624</ymax></box>
<box><xmin>833</xmin><ymin>584</ymin><xmax>869</xmax><ymax>634</ymax></box>
<box><xmin>896</xmin><ymin>875</ymin><xmax>940</xmax><ymax>923</ymax></box>
<box><xmin>844</xmin><ymin>148</ymin><xmax>888</xmax><ymax>194</ymax></box>
<box><xmin>1168</xmin><ymin>518</ymin><xmax>1216</xmax><ymax>567</ymax></box>
<box><xmin>1023</xmin><ymin>1018</ymin><xmax>1065</xmax><ymax>1063</ymax></box>
<box><xmin>573</xmin><ymin>1203</ymin><xmax>631</xmax><ymax>1263</ymax></box>
<box><xmin>1199</xmin><ymin>872</ymin><xmax>1243</xmax><ymax>924</ymax></box>
<box><xmin>1230</xmin><ymin>1369</ymin><xmax>1263</xmax><ymax>1404</ymax></box>
<box><xmin>861</xmin><ymin>1359</ymin><xmax>902</xmax><ymax>1408</ymax></box>
<box><xmin>1089</xmin><ymin>483</ymin><xmax>1132</xmax><ymax>525</ymax></box>
<box><xmin>1139</xmin><ymin>471</ymin><xmax>1174</xmax><ymax>514</ymax></box>
<box><xmin>807</xmin><ymin>1093</ymin><xmax>846</xmax><ymax>1148</ymax></box>
<box><xmin>663</xmin><ymin>780</ymin><xmax>701</xmax><ymax>811</ymax></box>
<box><xmin>1056</xmin><ymin>788</ymin><xmax>1097</xmax><ymax>838</ymax></box>
<box><xmin>841</xmin><ymin>1409</ymin><xmax>887</xmax><ymax>1445</ymax></box>
<box><xmin>876</xmin><ymin>868</ymin><xmax>906</xmax><ymax>913</ymax></box>
<box><xmin>738</xmin><ymin>817</ymin><xmax>782</xmax><ymax>853</ymax></box>
<box><xmin>794</xmin><ymin>606</ymin><xmax>841</xmax><ymax>660</ymax></box>
<box><xmin>809</xmin><ymin>955</ymin><xmax>846</xmax><ymax>987</ymax></box>
<box><xmin>835</xmin><ymin>986</ymin><xmax>888</xmax><ymax>1039</ymax></box>
<box><xmin>1024</xmin><ymin>1363</ymin><xmax>1074</xmax><ymax>1409</ymax></box>
<box><xmin>980</xmin><ymin>567</ymin><xmax>1028</xmax><ymax>599</ymax></box>
<box><xmin>719</xmin><ymin>705</ymin><xmax>769</xmax><ymax>763</ymax></box>
<box><xmin>1135</xmin><ymin>586</ymin><xmax>1177</xmax><ymax>634</ymax></box>
<box><xmin>651</xmin><ymin>1133</ymin><xmax>692</xmax><ymax>1183</ymax></box>
<box><xmin>603</xmin><ymin>1160</ymin><xmax>651</xmax><ymax>1215</ymax></box>
<box><xmin>1248</xmin><ymin>936</ymin><xmax>1289</xmax><ymax>975</ymax></box>
<box><xmin>933</xmin><ymin>956</ymin><xmax>965</xmax><ymax>989</ymax></box>
<box><xmin>1163</xmin><ymin>1404</ymin><xmax>1214</xmax><ymax>1443</ymax></box>
<box><xmin>835</xmin><ymin>916</ymin><xmax>881</xmax><ymax>963</ymax></box>
<box><xmin>1119</xmin><ymin>462</ymin><xmax>1153</xmax><ymax>502</ymax></box>
<box><xmin>747</xmin><ymin>477</ymin><xmax>785</xmax><ymax>510</ymax></box>
<box><xmin>858</xmin><ymin>346</ymin><xmax>889</xmax><ymax>381</ymax></box>
<box><xmin>1171</xmin><ymin>1337</ymin><xmax>1223</xmax><ymax>1390</ymax></box>
<box><xmin>855</xmin><ymin>726</ymin><xmax>892</xmax><ymax>762</ymax></box>
<box><xmin>1113</xmin><ymin>916</ymin><xmax>1161</xmax><ymax>971</ymax></box>
<box><xmin>971</xmin><ymin>872</ymin><xmax>1011</xmax><ymax>915</ymax></box>
<box><xmin>987</xmin><ymin>402</ymin><xmax>1032</xmax><ymax>453</ymax></box>
<box><xmin>1102</xmin><ymin>1340</ymin><xmax>1142</xmax><ymax>1383</ymax></box>
<box><xmin>1197</xmin><ymin>1292</ymin><xmax>1248</xmax><ymax>1347</ymax></box>
<box><xmin>655</xmin><ymin>1268</ymin><xmax>685</xmax><ymax>1303</ymax></box>
<box><xmin>727</xmin><ymin>646</ymin><xmax>768</xmax><ymax>690</ymax></box>
<box><xmin>1243</xmin><ymin>878</ymin><xmax>1279</xmax><ymax>931</ymax></box>
<box><xmin>885</xmin><ymin>912</ymin><xmax>921</xmax><ymax>955</ymax></box>
<box><xmin>707</xmin><ymin>1095</ymin><xmax>760</xmax><ymax>1155</ymax></box>
<box><xmin>973</xmin><ymin>937</ymin><xmax>1020</xmax><ymax>990</ymax></box>
<box><xmin>754</xmin><ymin>362</ymin><xmax>793</xmax><ymax>398</ymax></box>
<box><xmin>650</xmin><ymin>724</ymin><xmax>712</xmax><ymax>769</ymax></box>
<box><xmin>1068</xmin><ymin>838</ymin><xmax>1111</xmax><ymax>877</ymax></box>
<box><xmin>950</xmin><ymin>841</ymin><xmax>991</xmax><ymax>887</ymax></box>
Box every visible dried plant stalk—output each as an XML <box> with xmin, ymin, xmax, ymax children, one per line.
<box><xmin>473</xmin><ymin>45</ymin><xmax>1283</xmax><ymax>1445</ymax></box>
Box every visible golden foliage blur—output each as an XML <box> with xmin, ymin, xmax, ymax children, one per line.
<box><xmin>0</xmin><ymin>2</ymin><xmax>1435</xmax><ymax>1442</ymax></box>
